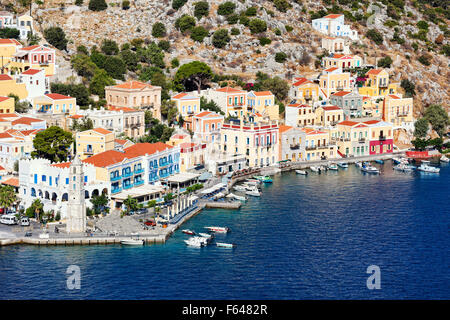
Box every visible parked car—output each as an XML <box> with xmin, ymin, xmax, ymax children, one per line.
<box><xmin>144</xmin><ymin>220</ymin><xmax>156</xmax><ymax>227</ymax></box>
<box><xmin>0</xmin><ymin>214</ymin><xmax>18</xmax><ymax>225</ymax></box>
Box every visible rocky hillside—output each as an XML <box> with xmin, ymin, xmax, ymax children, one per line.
<box><xmin>7</xmin><ymin>0</ymin><xmax>450</xmax><ymax>113</ymax></box>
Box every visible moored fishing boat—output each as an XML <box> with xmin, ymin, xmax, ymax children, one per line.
<box><xmin>226</xmin><ymin>193</ymin><xmax>247</xmax><ymax>201</ymax></box>
<box><xmin>182</xmin><ymin>229</ymin><xmax>196</xmax><ymax>235</ymax></box>
<box><xmin>246</xmin><ymin>188</ymin><xmax>261</xmax><ymax>197</ymax></box>
<box><xmin>327</xmin><ymin>162</ymin><xmax>338</xmax><ymax>171</ymax></box>
<box><xmin>417</xmin><ymin>160</ymin><xmax>440</xmax><ymax>173</ymax></box>
<box><xmin>310</xmin><ymin>166</ymin><xmax>320</xmax><ymax>173</ymax></box>
<box><xmin>184</xmin><ymin>237</ymin><xmax>204</xmax><ymax>247</ymax></box>
<box><xmin>253</xmin><ymin>175</ymin><xmax>273</xmax><ymax>183</ymax></box>
<box><xmin>337</xmin><ymin>162</ymin><xmax>348</xmax><ymax>168</ymax></box>
<box><xmin>295</xmin><ymin>169</ymin><xmax>308</xmax><ymax>175</ymax></box>
<box><xmin>233</xmin><ymin>185</ymin><xmax>247</xmax><ymax>192</ymax></box>
<box><xmin>393</xmin><ymin>163</ymin><xmax>415</xmax><ymax>172</ymax></box>
<box><xmin>216</xmin><ymin>242</ymin><xmax>235</xmax><ymax>248</ymax></box>
<box><xmin>440</xmin><ymin>155</ymin><xmax>449</xmax><ymax>163</ymax></box>
<box><xmin>204</xmin><ymin>226</ymin><xmax>230</xmax><ymax>233</ymax></box>
<box><xmin>120</xmin><ymin>238</ymin><xmax>145</xmax><ymax>245</ymax></box>
<box><xmin>375</xmin><ymin>159</ymin><xmax>384</xmax><ymax>164</ymax></box>
<box><xmin>361</xmin><ymin>163</ymin><xmax>380</xmax><ymax>173</ymax></box>
<box><xmin>355</xmin><ymin>161</ymin><xmax>363</xmax><ymax>168</ymax></box>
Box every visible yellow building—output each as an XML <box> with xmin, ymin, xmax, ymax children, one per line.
<box><xmin>362</xmin><ymin>96</ymin><xmax>376</xmax><ymax>117</ymax></box>
<box><xmin>0</xmin><ymin>39</ymin><xmax>22</xmax><ymax>70</ymax></box>
<box><xmin>318</xmin><ymin>67</ymin><xmax>352</xmax><ymax>99</ymax></box>
<box><xmin>0</xmin><ymin>74</ymin><xmax>28</xmax><ymax>99</ymax></box>
<box><xmin>247</xmin><ymin>91</ymin><xmax>279</xmax><ymax>121</ymax></box>
<box><xmin>32</xmin><ymin>93</ymin><xmax>77</xmax><ymax>115</ymax></box>
<box><xmin>333</xmin><ymin>120</ymin><xmax>370</xmax><ymax>157</ymax></box>
<box><xmin>322</xmin><ymin>54</ymin><xmax>362</xmax><ymax>69</ymax></box>
<box><xmin>382</xmin><ymin>94</ymin><xmax>414</xmax><ymax>126</ymax></box>
<box><xmin>220</xmin><ymin>120</ymin><xmax>279</xmax><ymax>168</ymax></box>
<box><xmin>290</xmin><ymin>77</ymin><xmax>319</xmax><ymax>103</ymax></box>
<box><xmin>358</xmin><ymin>69</ymin><xmax>398</xmax><ymax>97</ymax></box>
<box><xmin>301</xmin><ymin>127</ymin><xmax>337</xmax><ymax>161</ymax></box>
<box><xmin>10</xmin><ymin>45</ymin><xmax>56</xmax><ymax>77</ymax></box>
<box><xmin>315</xmin><ymin>105</ymin><xmax>344</xmax><ymax>127</ymax></box>
<box><xmin>76</xmin><ymin>128</ymin><xmax>115</xmax><ymax>160</ymax></box>
<box><xmin>0</xmin><ymin>96</ymin><xmax>14</xmax><ymax>114</ymax></box>
<box><xmin>285</xmin><ymin>103</ymin><xmax>316</xmax><ymax>127</ymax></box>
<box><xmin>171</xmin><ymin>92</ymin><xmax>200</xmax><ymax>117</ymax></box>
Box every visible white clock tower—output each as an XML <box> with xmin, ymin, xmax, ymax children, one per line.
<box><xmin>66</xmin><ymin>155</ymin><xmax>86</xmax><ymax>233</ymax></box>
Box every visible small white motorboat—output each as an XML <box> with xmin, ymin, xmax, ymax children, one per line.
<box><xmin>226</xmin><ymin>193</ymin><xmax>247</xmax><ymax>201</ymax></box>
<box><xmin>204</xmin><ymin>226</ymin><xmax>230</xmax><ymax>233</ymax></box>
<box><xmin>233</xmin><ymin>185</ymin><xmax>247</xmax><ymax>192</ymax></box>
<box><xmin>355</xmin><ymin>161</ymin><xmax>363</xmax><ymax>168</ymax></box>
<box><xmin>337</xmin><ymin>162</ymin><xmax>348</xmax><ymax>168</ymax></box>
<box><xmin>182</xmin><ymin>229</ymin><xmax>196</xmax><ymax>235</ymax></box>
<box><xmin>245</xmin><ymin>188</ymin><xmax>261</xmax><ymax>197</ymax></box>
<box><xmin>440</xmin><ymin>155</ymin><xmax>449</xmax><ymax>163</ymax></box>
<box><xmin>295</xmin><ymin>169</ymin><xmax>308</xmax><ymax>175</ymax></box>
<box><xmin>310</xmin><ymin>166</ymin><xmax>320</xmax><ymax>173</ymax></box>
<box><xmin>198</xmin><ymin>232</ymin><xmax>213</xmax><ymax>240</ymax></box>
<box><xmin>184</xmin><ymin>237</ymin><xmax>204</xmax><ymax>247</ymax></box>
<box><xmin>361</xmin><ymin>164</ymin><xmax>380</xmax><ymax>174</ymax></box>
<box><xmin>327</xmin><ymin>162</ymin><xmax>338</xmax><ymax>171</ymax></box>
<box><xmin>245</xmin><ymin>179</ymin><xmax>261</xmax><ymax>185</ymax></box>
<box><xmin>417</xmin><ymin>161</ymin><xmax>440</xmax><ymax>173</ymax></box>
<box><xmin>216</xmin><ymin>242</ymin><xmax>235</xmax><ymax>248</ymax></box>
<box><xmin>120</xmin><ymin>238</ymin><xmax>145</xmax><ymax>245</ymax></box>
<box><xmin>393</xmin><ymin>164</ymin><xmax>415</xmax><ymax>172</ymax></box>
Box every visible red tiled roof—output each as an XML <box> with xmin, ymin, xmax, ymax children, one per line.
<box><xmin>1</xmin><ymin>177</ymin><xmax>19</xmax><ymax>187</ymax></box>
<box><xmin>338</xmin><ymin>120</ymin><xmax>359</xmax><ymax>126</ymax></box>
<box><xmin>92</xmin><ymin>128</ymin><xmax>112</xmax><ymax>135</ymax></box>
<box><xmin>322</xmin><ymin>105</ymin><xmax>341</xmax><ymax>111</ymax></box>
<box><xmin>287</xmin><ymin>103</ymin><xmax>310</xmax><ymax>108</ymax></box>
<box><xmin>11</xmin><ymin>117</ymin><xmax>42</xmax><ymax>125</ymax></box>
<box><xmin>21</xmin><ymin>45</ymin><xmax>40</xmax><ymax>51</ymax></box>
<box><xmin>70</xmin><ymin>115</ymin><xmax>84</xmax><ymax>119</ymax></box>
<box><xmin>332</xmin><ymin>91</ymin><xmax>352</xmax><ymax>97</ymax></box>
<box><xmin>51</xmin><ymin>162</ymin><xmax>71</xmax><ymax>168</ymax></box>
<box><xmin>46</xmin><ymin>93</ymin><xmax>72</xmax><ymax>100</ymax></box>
<box><xmin>0</xmin><ymin>39</ymin><xmax>21</xmax><ymax>45</ymax></box>
<box><xmin>113</xmin><ymin>81</ymin><xmax>151</xmax><ymax>90</ymax></box>
<box><xmin>107</xmin><ymin>106</ymin><xmax>137</xmax><ymax>113</ymax></box>
<box><xmin>172</xmin><ymin>93</ymin><xmax>187</xmax><ymax>99</ymax></box>
<box><xmin>366</xmin><ymin>69</ymin><xmax>383</xmax><ymax>75</ymax></box>
<box><xmin>323</xmin><ymin>14</ymin><xmax>343</xmax><ymax>19</ymax></box>
<box><xmin>293</xmin><ymin>77</ymin><xmax>313</xmax><ymax>86</ymax></box>
<box><xmin>253</xmin><ymin>91</ymin><xmax>273</xmax><ymax>96</ymax></box>
<box><xmin>171</xmin><ymin>134</ymin><xmax>188</xmax><ymax>140</ymax></box>
<box><xmin>279</xmin><ymin>125</ymin><xmax>292</xmax><ymax>134</ymax></box>
<box><xmin>0</xmin><ymin>96</ymin><xmax>13</xmax><ymax>103</ymax></box>
<box><xmin>0</xmin><ymin>74</ymin><xmax>12</xmax><ymax>81</ymax></box>
<box><xmin>0</xmin><ymin>132</ymin><xmax>12</xmax><ymax>139</ymax></box>
<box><xmin>215</xmin><ymin>87</ymin><xmax>244</xmax><ymax>93</ymax></box>
<box><xmin>388</xmin><ymin>95</ymin><xmax>400</xmax><ymax>99</ymax></box>
<box><xmin>21</xmin><ymin>68</ymin><xmax>42</xmax><ymax>75</ymax></box>
<box><xmin>363</xmin><ymin>120</ymin><xmax>381</xmax><ymax>125</ymax></box>
<box><xmin>124</xmin><ymin>142</ymin><xmax>172</xmax><ymax>158</ymax></box>
<box><xmin>324</xmin><ymin>67</ymin><xmax>338</xmax><ymax>72</ymax></box>
<box><xmin>0</xmin><ymin>165</ymin><xmax>5</xmax><ymax>170</ymax></box>
<box><xmin>114</xmin><ymin>139</ymin><xmax>128</xmax><ymax>145</ymax></box>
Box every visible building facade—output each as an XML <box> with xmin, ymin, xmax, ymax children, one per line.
<box><xmin>278</xmin><ymin>125</ymin><xmax>306</xmax><ymax>162</ymax></box>
<box><xmin>75</xmin><ymin>128</ymin><xmax>115</xmax><ymax>160</ymax></box>
<box><xmin>312</xmin><ymin>14</ymin><xmax>358</xmax><ymax>40</ymax></box>
<box><xmin>330</xmin><ymin>91</ymin><xmax>363</xmax><ymax>119</ymax></box>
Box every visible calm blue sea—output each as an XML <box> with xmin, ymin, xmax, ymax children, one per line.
<box><xmin>0</xmin><ymin>161</ymin><xmax>449</xmax><ymax>300</ymax></box>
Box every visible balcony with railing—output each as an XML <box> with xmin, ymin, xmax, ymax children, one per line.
<box><xmin>134</xmin><ymin>167</ymin><xmax>144</xmax><ymax>174</ymax></box>
<box><xmin>111</xmin><ymin>186</ymin><xmax>122</xmax><ymax>194</ymax></box>
<box><xmin>379</xmin><ymin>135</ymin><xmax>386</xmax><ymax>141</ymax></box>
<box><xmin>134</xmin><ymin>180</ymin><xmax>144</xmax><ymax>186</ymax></box>
<box><xmin>83</xmin><ymin>148</ymin><xmax>94</xmax><ymax>155</ymax></box>
<box><xmin>306</xmin><ymin>145</ymin><xmax>317</xmax><ymax>150</ymax></box>
<box><xmin>379</xmin><ymin>81</ymin><xmax>388</xmax><ymax>88</ymax></box>
<box><xmin>122</xmin><ymin>170</ymin><xmax>132</xmax><ymax>178</ymax></box>
<box><xmin>290</xmin><ymin>144</ymin><xmax>300</xmax><ymax>150</ymax></box>
<box><xmin>123</xmin><ymin>183</ymin><xmax>133</xmax><ymax>190</ymax></box>
<box><xmin>396</xmin><ymin>112</ymin><xmax>409</xmax><ymax>117</ymax></box>
<box><xmin>358</xmin><ymin>138</ymin><xmax>366</xmax><ymax>143</ymax></box>
<box><xmin>111</xmin><ymin>175</ymin><xmax>122</xmax><ymax>182</ymax></box>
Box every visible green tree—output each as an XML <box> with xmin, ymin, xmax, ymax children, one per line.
<box><xmin>400</xmin><ymin>79</ymin><xmax>416</xmax><ymax>97</ymax></box>
<box><xmin>26</xmin><ymin>199</ymin><xmax>44</xmax><ymax>220</ymax></box>
<box><xmin>377</xmin><ymin>56</ymin><xmax>393</xmax><ymax>68</ymax></box>
<box><xmin>259</xmin><ymin>76</ymin><xmax>289</xmax><ymax>101</ymax></box>
<box><xmin>245</xmin><ymin>7</ymin><xmax>257</xmax><ymax>16</ymax></box>
<box><xmin>171</xmin><ymin>58</ymin><xmax>180</xmax><ymax>68</ymax></box>
<box><xmin>88</xmin><ymin>0</ymin><xmax>107</xmax><ymax>11</ymax></box>
<box><xmin>71</xmin><ymin>117</ymin><xmax>94</xmax><ymax>132</ymax></box>
<box><xmin>44</xmin><ymin>27</ymin><xmax>68</xmax><ymax>51</ymax></box>
<box><xmin>71</xmin><ymin>54</ymin><xmax>99</xmax><ymax>80</ymax></box>
<box><xmin>7</xmin><ymin>94</ymin><xmax>30</xmax><ymax>113</ymax></box>
<box><xmin>230</xmin><ymin>27</ymin><xmax>240</xmax><ymax>35</ymax></box>
<box><xmin>31</xmin><ymin>126</ymin><xmax>74</xmax><ymax>163</ymax></box>
<box><xmin>217</xmin><ymin>1</ymin><xmax>236</xmax><ymax>16</ymax></box>
<box><xmin>172</xmin><ymin>0</ymin><xmax>187</xmax><ymax>10</ymax></box>
<box><xmin>51</xmin><ymin>83</ymin><xmax>90</xmax><ymax>106</ymax></box>
<box><xmin>366</xmin><ymin>29</ymin><xmax>383</xmax><ymax>44</ymax></box>
<box><xmin>194</xmin><ymin>1</ymin><xmax>209</xmax><ymax>20</ymax></box>
<box><xmin>89</xmin><ymin>69</ymin><xmax>115</xmax><ymax>98</ymax></box>
<box><xmin>174</xmin><ymin>61</ymin><xmax>213</xmax><ymax>93</ymax></box>
<box><xmin>0</xmin><ymin>185</ymin><xmax>17</xmax><ymax>212</ymax></box>
<box><xmin>158</xmin><ymin>40</ymin><xmax>170</xmax><ymax>52</ymax></box>
<box><xmin>91</xmin><ymin>193</ymin><xmax>109</xmax><ymax>215</ymax></box>
<box><xmin>212</xmin><ymin>29</ymin><xmax>231</xmax><ymax>48</ymax></box>
<box><xmin>200</xmin><ymin>96</ymin><xmax>224</xmax><ymax>115</ymax></box>
<box><xmin>75</xmin><ymin>0</ymin><xmax>83</xmax><ymax>6</ymax></box>
<box><xmin>424</xmin><ymin>104</ymin><xmax>449</xmax><ymax>137</ymax></box>
<box><xmin>226</xmin><ymin>13</ymin><xmax>239</xmax><ymax>24</ymax></box>
<box><xmin>123</xmin><ymin>196</ymin><xmax>138</xmax><ymax>214</ymax></box>
<box><xmin>249</xmin><ymin>18</ymin><xmax>267</xmax><ymax>34</ymax></box>
<box><xmin>175</xmin><ymin>15</ymin><xmax>196</xmax><ymax>33</ymax></box>
<box><xmin>418</xmin><ymin>54</ymin><xmax>431</xmax><ymax>66</ymax></box>
<box><xmin>104</xmin><ymin>55</ymin><xmax>126</xmax><ymax>80</ymax></box>
<box><xmin>273</xmin><ymin>0</ymin><xmax>292</xmax><ymax>12</ymax></box>
<box><xmin>122</xmin><ymin>0</ymin><xmax>130</xmax><ymax>9</ymax></box>
<box><xmin>119</xmin><ymin>49</ymin><xmax>138</xmax><ymax>71</ymax></box>
<box><xmin>0</xmin><ymin>28</ymin><xmax>20</xmax><ymax>39</ymax></box>
<box><xmin>90</xmin><ymin>50</ymin><xmax>107</xmax><ymax>69</ymax></box>
<box><xmin>100</xmin><ymin>39</ymin><xmax>119</xmax><ymax>55</ymax></box>
<box><xmin>275</xmin><ymin>52</ymin><xmax>288</xmax><ymax>63</ymax></box>
<box><xmin>152</xmin><ymin>22</ymin><xmax>167</xmax><ymax>38</ymax></box>
<box><xmin>413</xmin><ymin>118</ymin><xmax>429</xmax><ymax>139</ymax></box>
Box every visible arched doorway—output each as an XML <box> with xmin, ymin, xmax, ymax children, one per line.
<box><xmin>85</xmin><ymin>190</ymin><xmax>90</xmax><ymax>199</ymax></box>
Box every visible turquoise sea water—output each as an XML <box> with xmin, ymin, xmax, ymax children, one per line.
<box><xmin>0</xmin><ymin>161</ymin><xmax>449</xmax><ymax>299</ymax></box>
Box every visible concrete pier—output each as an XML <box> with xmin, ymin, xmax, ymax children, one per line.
<box><xmin>204</xmin><ymin>201</ymin><xmax>242</xmax><ymax>209</ymax></box>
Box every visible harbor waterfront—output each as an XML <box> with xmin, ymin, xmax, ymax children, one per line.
<box><xmin>0</xmin><ymin>160</ymin><xmax>448</xmax><ymax>299</ymax></box>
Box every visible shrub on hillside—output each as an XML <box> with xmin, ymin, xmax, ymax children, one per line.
<box><xmin>212</xmin><ymin>29</ymin><xmax>231</xmax><ymax>49</ymax></box>
<box><xmin>88</xmin><ymin>0</ymin><xmax>107</xmax><ymax>11</ymax></box>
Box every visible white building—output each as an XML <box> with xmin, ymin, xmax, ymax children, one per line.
<box><xmin>0</xmin><ymin>12</ymin><xmax>33</xmax><ymax>40</ymax></box>
<box><xmin>312</xmin><ymin>14</ymin><xmax>358</xmax><ymax>40</ymax></box>
<box><xmin>14</xmin><ymin>68</ymin><xmax>48</xmax><ymax>101</ymax></box>
<box><xmin>18</xmin><ymin>158</ymin><xmax>107</xmax><ymax>218</ymax></box>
